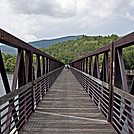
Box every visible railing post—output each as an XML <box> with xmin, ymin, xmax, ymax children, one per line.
<box><xmin>46</xmin><ymin>57</ymin><xmax>48</xmax><ymax>74</ymax></box>
<box><xmin>89</xmin><ymin>56</ymin><xmax>93</xmax><ymax>76</ymax></box>
<box><xmin>41</xmin><ymin>56</ymin><xmax>45</xmax><ymax>76</ymax></box>
<box><xmin>0</xmin><ymin>107</ymin><xmax>1</xmax><ymax>133</ymax></box>
<box><xmin>35</xmin><ymin>54</ymin><xmax>41</xmax><ymax>79</ymax></box>
<box><xmin>108</xmin><ymin>42</ymin><xmax>114</xmax><ymax>122</ymax></box>
<box><xmin>86</xmin><ymin>57</ymin><xmax>88</xmax><ymax>73</ymax></box>
<box><xmin>83</xmin><ymin>59</ymin><xmax>85</xmax><ymax>72</ymax></box>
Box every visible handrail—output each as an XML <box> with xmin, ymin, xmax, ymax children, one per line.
<box><xmin>70</xmin><ymin>32</ymin><xmax>134</xmax><ymax>63</ymax></box>
<box><xmin>71</xmin><ymin>67</ymin><xmax>134</xmax><ymax>104</ymax></box>
<box><xmin>0</xmin><ymin>28</ymin><xmax>61</xmax><ymax>62</ymax></box>
<box><xmin>70</xmin><ymin>31</ymin><xmax>134</xmax><ymax>134</ymax></box>
<box><xmin>0</xmin><ymin>29</ymin><xmax>64</xmax><ymax>94</ymax></box>
<box><xmin>0</xmin><ymin>29</ymin><xmax>64</xmax><ymax>134</ymax></box>
<box><xmin>0</xmin><ymin>66</ymin><xmax>64</xmax><ymax>134</ymax></box>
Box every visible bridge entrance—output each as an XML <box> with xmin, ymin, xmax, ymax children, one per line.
<box><xmin>0</xmin><ymin>29</ymin><xmax>134</xmax><ymax>134</ymax></box>
<box><xmin>22</xmin><ymin>69</ymin><xmax>115</xmax><ymax>134</ymax></box>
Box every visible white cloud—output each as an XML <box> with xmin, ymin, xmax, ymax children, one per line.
<box><xmin>0</xmin><ymin>0</ymin><xmax>134</xmax><ymax>42</ymax></box>
<box><xmin>23</xmin><ymin>34</ymin><xmax>38</xmax><ymax>42</ymax></box>
<box><xmin>8</xmin><ymin>0</ymin><xmax>77</xmax><ymax>18</ymax></box>
<box><xmin>125</xmin><ymin>13</ymin><xmax>134</xmax><ymax>21</ymax></box>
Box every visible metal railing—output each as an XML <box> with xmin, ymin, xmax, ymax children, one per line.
<box><xmin>0</xmin><ymin>66</ymin><xmax>64</xmax><ymax>133</ymax></box>
<box><xmin>0</xmin><ymin>29</ymin><xmax>64</xmax><ymax>133</ymax></box>
<box><xmin>70</xmin><ymin>32</ymin><xmax>134</xmax><ymax>134</ymax></box>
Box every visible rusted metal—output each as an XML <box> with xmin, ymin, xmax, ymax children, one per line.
<box><xmin>108</xmin><ymin>42</ymin><xmax>114</xmax><ymax>122</ymax></box>
<box><xmin>70</xmin><ymin>32</ymin><xmax>134</xmax><ymax>134</ymax></box>
<box><xmin>89</xmin><ymin>56</ymin><xmax>93</xmax><ymax>75</ymax></box>
<box><xmin>18</xmin><ymin>49</ymin><xmax>26</xmax><ymax>87</ymax></box>
<box><xmin>0</xmin><ymin>29</ymin><xmax>64</xmax><ymax>134</ymax></box>
<box><xmin>41</xmin><ymin>56</ymin><xmax>45</xmax><ymax>76</ymax></box>
<box><xmin>0</xmin><ymin>66</ymin><xmax>64</xmax><ymax>134</ymax></box>
<box><xmin>46</xmin><ymin>57</ymin><xmax>48</xmax><ymax>74</ymax></box>
<box><xmin>35</xmin><ymin>54</ymin><xmax>41</xmax><ymax>79</ymax></box>
<box><xmin>0</xmin><ymin>29</ymin><xmax>62</xmax><ymax>63</ymax></box>
<box><xmin>86</xmin><ymin>57</ymin><xmax>88</xmax><ymax>73</ymax></box>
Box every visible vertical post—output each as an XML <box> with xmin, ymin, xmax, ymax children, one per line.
<box><xmin>108</xmin><ymin>42</ymin><xmax>114</xmax><ymax>122</ymax></box>
<box><xmin>89</xmin><ymin>56</ymin><xmax>93</xmax><ymax>76</ymax></box>
<box><xmin>25</xmin><ymin>51</ymin><xmax>30</xmax><ymax>84</ymax></box>
<box><xmin>83</xmin><ymin>59</ymin><xmax>85</xmax><ymax>72</ymax></box>
<box><xmin>18</xmin><ymin>50</ymin><xmax>26</xmax><ymax>87</ymax></box>
<box><xmin>12</xmin><ymin>49</ymin><xmax>22</xmax><ymax>91</ymax></box>
<box><xmin>0</xmin><ymin>108</ymin><xmax>1</xmax><ymax>134</ymax></box>
<box><xmin>49</xmin><ymin>59</ymin><xmax>51</xmax><ymax>72</ymax></box>
<box><xmin>46</xmin><ymin>57</ymin><xmax>48</xmax><ymax>74</ymax></box>
<box><xmin>105</xmin><ymin>52</ymin><xmax>109</xmax><ymax>83</ymax></box>
<box><xmin>80</xmin><ymin>60</ymin><xmax>82</xmax><ymax>71</ymax></box>
<box><xmin>86</xmin><ymin>57</ymin><xmax>88</xmax><ymax>73</ymax></box>
<box><xmin>35</xmin><ymin>54</ymin><xmax>41</xmax><ymax>79</ymax></box>
<box><xmin>31</xmin><ymin>52</ymin><xmax>35</xmax><ymax>112</ymax></box>
<box><xmin>41</xmin><ymin>56</ymin><xmax>45</xmax><ymax>76</ymax></box>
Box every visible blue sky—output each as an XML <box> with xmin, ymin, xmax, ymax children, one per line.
<box><xmin>0</xmin><ymin>0</ymin><xmax>134</xmax><ymax>42</ymax></box>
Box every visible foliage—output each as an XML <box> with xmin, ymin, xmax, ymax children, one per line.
<box><xmin>2</xmin><ymin>53</ymin><xmax>16</xmax><ymax>72</ymax></box>
<box><xmin>123</xmin><ymin>46</ymin><xmax>134</xmax><ymax>69</ymax></box>
<box><xmin>39</xmin><ymin>34</ymin><xmax>120</xmax><ymax>64</ymax></box>
<box><xmin>1</xmin><ymin>34</ymin><xmax>134</xmax><ymax>72</ymax></box>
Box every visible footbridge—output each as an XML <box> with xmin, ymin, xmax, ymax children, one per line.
<box><xmin>0</xmin><ymin>29</ymin><xmax>134</xmax><ymax>134</ymax></box>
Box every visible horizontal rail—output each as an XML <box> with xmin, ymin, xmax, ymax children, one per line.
<box><xmin>71</xmin><ymin>32</ymin><xmax>134</xmax><ymax>63</ymax></box>
<box><xmin>0</xmin><ymin>66</ymin><xmax>64</xmax><ymax>133</ymax></box>
<box><xmin>0</xmin><ymin>28</ymin><xmax>61</xmax><ymax>62</ymax></box>
<box><xmin>71</xmin><ymin>65</ymin><xmax>134</xmax><ymax>133</ymax></box>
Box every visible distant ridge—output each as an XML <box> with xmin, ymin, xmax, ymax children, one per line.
<box><xmin>29</xmin><ymin>35</ymin><xmax>82</xmax><ymax>48</ymax></box>
<box><xmin>0</xmin><ymin>35</ymin><xmax>82</xmax><ymax>55</ymax></box>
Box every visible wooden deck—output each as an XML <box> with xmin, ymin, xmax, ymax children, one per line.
<box><xmin>21</xmin><ymin>69</ymin><xmax>115</xmax><ymax>134</ymax></box>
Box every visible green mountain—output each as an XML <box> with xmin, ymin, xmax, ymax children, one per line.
<box><xmin>1</xmin><ymin>34</ymin><xmax>133</xmax><ymax>72</ymax></box>
<box><xmin>39</xmin><ymin>34</ymin><xmax>120</xmax><ymax>64</ymax></box>
<box><xmin>29</xmin><ymin>35</ymin><xmax>82</xmax><ymax>48</ymax></box>
<box><xmin>39</xmin><ymin>34</ymin><xmax>134</xmax><ymax>69</ymax></box>
<box><xmin>0</xmin><ymin>35</ymin><xmax>82</xmax><ymax>56</ymax></box>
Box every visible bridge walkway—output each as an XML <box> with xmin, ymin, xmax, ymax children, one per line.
<box><xmin>21</xmin><ymin>69</ymin><xmax>115</xmax><ymax>134</ymax></box>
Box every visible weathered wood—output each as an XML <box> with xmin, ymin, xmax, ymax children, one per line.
<box><xmin>114</xmin><ymin>87</ymin><xmax>134</xmax><ymax>104</ymax></box>
<box><xmin>21</xmin><ymin>69</ymin><xmax>115</xmax><ymax>134</ymax></box>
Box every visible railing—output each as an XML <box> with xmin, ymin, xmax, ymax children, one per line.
<box><xmin>0</xmin><ymin>66</ymin><xmax>64</xmax><ymax>133</ymax></box>
<box><xmin>70</xmin><ymin>32</ymin><xmax>134</xmax><ymax>134</ymax></box>
<box><xmin>0</xmin><ymin>29</ymin><xmax>64</xmax><ymax>133</ymax></box>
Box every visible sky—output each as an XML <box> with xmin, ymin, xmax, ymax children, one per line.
<box><xmin>0</xmin><ymin>0</ymin><xmax>134</xmax><ymax>42</ymax></box>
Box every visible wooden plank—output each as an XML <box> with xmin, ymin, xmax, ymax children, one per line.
<box><xmin>21</xmin><ymin>69</ymin><xmax>115</xmax><ymax>134</ymax></box>
<box><xmin>114</xmin><ymin>87</ymin><xmax>134</xmax><ymax>104</ymax></box>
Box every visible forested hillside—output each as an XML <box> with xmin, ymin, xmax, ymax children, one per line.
<box><xmin>39</xmin><ymin>34</ymin><xmax>134</xmax><ymax>69</ymax></box>
<box><xmin>39</xmin><ymin>34</ymin><xmax>118</xmax><ymax>63</ymax></box>
<box><xmin>2</xmin><ymin>34</ymin><xmax>134</xmax><ymax>72</ymax></box>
